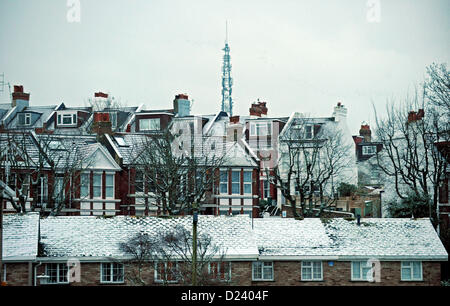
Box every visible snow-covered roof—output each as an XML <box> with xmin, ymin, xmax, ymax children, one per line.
<box><xmin>254</xmin><ymin>217</ymin><xmax>448</xmax><ymax>260</ymax></box>
<box><xmin>3</xmin><ymin>214</ymin><xmax>447</xmax><ymax>262</ymax></box>
<box><xmin>2</xmin><ymin>213</ymin><xmax>40</xmax><ymax>261</ymax></box>
<box><xmin>39</xmin><ymin>215</ymin><xmax>257</xmax><ymax>260</ymax></box>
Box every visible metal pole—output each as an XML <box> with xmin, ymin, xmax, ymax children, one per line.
<box><xmin>0</xmin><ymin>188</ymin><xmax>3</xmax><ymax>284</ymax></box>
<box><xmin>192</xmin><ymin>204</ymin><xmax>198</xmax><ymax>286</ymax></box>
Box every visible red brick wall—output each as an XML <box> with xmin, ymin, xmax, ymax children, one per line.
<box><xmin>5</xmin><ymin>260</ymin><xmax>443</xmax><ymax>286</ymax></box>
<box><xmin>232</xmin><ymin>261</ymin><xmax>441</xmax><ymax>286</ymax></box>
<box><xmin>4</xmin><ymin>263</ymin><xmax>31</xmax><ymax>286</ymax></box>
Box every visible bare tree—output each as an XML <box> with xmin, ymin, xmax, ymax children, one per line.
<box><xmin>270</xmin><ymin>117</ymin><xmax>353</xmax><ymax>218</ymax></box>
<box><xmin>0</xmin><ymin>132</ymin><xmax>95</xmax><ymax>215</ymax></box>
<box><xmin>130</xmin><ymin>127</ymin><xmax>227</xmax><ymax>216</ymax></box>
<box><xmin>120</xmin><ymin>225</ymin><xmax>229</xmax><ymax>286</ymax></box>
<box><xmin>374</xmin><ymin>70</ymin><xmax>449</xmax><ymax>224</ymax></box>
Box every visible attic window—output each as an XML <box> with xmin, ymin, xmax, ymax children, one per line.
<box><xmin>362</xmin><ymin>145</ymin><xmax>376</xmax><ymax>155</ymax></box>
<box><xmin>57</xmin><ymin>112</ymin><xmax>77</xmax><ymax>126</ymax></box>
<box><xmin>18</xmin><ymin>113</ymin><xmax>31</xmax><ymax>126</ymax></box>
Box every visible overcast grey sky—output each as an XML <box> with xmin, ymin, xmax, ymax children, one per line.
<box><xmin>0</xmin><ymin>0</ymin><xmax>449</xmax><ymax>134</ymax></box>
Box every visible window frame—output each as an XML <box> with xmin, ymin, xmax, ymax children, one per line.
<box><xmin>252</xmin><ymin>261</ymin><xmax>274</xmax><ymax>281</ymax></box>
<box><xmin>401</xmin><ymin>261</ymin><xmax>423</xmax><ymax>281</ymax></box>
<box><xmin>92</xmin><ymin>173</ymin><xmax>102</xmax><ymax>198</ymax></box>
<box><xmin>45</xmin><ymin>263</ymin><xmax>69</xmax><ymax>284</ymax></box>
<box><xmin>154</xmin><ymin>261</ymin><xmax>179</xmax><ymax>283</ymax></box>
<box><xmin>351</xmin><ymin>261</ymin><xmax>374</xmax><ymax>281</ymax></box>
<box><xmin>140</xmin><ymin>118</ymin><xmax>161</xmax><ymax>131</ymax></box>
<box><xmin>243</xmin><ymin>171</ymin><xmax>252</xmax><ymax>194</ymax></box>
<box><xmin>100</xmin><ymin>263</ymin><xmax>124</xmax><ymax>284</ymax></box>
<box><xmin>208</xmin><ymin>262</ymin><xmax>232</xmax><ymax>282</ymax></box>
<box><xmin>80</xmin><ymin>173</ymin><xmax>90</xmax><ymax>199</ymax></box>
<box><xmin>362</xmin><ymin>145</ymin><xmax>377</xmax><ymax>156</ymax></box>
<box><xmin>105</xmin><ymin>173</ymin><xmax>114</xmax><ymax>199</ymax></box>
<box><xmin>219</xmin><ymin>170</ymin><xmax>228</xmax><ymax>194</ymax></box>
<box><xmin>231</xmin><ymin>170</ymin><xmax>240</xmax><ymax>195</ymax></box>
<box><xmin>301</xmin><ymin>261</ymin><xmax>323</xmax><ymax>281</ymax></box>
<box><xmin>57</xmin><ymin>112</ymin><xmax>78</xmax><ymax>126</ymax></box>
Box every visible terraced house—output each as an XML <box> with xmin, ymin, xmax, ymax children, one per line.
<box><xmin>1</xmin><ymin>213</ymin><xmax>447</xmax><ymax>286</ymax></box>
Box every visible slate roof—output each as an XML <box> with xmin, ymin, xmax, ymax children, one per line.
<box><xmin>253</xmin><ymin>218</ymin><xmax>448</xmax><ymax>260</ymax></box>
<box><xmin>2</xmin><ymin>213</ymin><xmax>40</xmax><ymax>260</ymax></box>
<box><xmin>39</xmin><ymin>215</ymin><xmax>257</xmax><ymax>259</ymax></box>
<box><xmin>2</xmin><ymin>215</ymin><xmax>447</xmax><ymax>262</ymax></box>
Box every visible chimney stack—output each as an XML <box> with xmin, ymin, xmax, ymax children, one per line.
<box><xmin>173</xmin><ymin>94</ymin><xmax>191</xmax><ymax>117</ymax></box>
<box><xmin>407</xmin><ymin>109</ymin><xmax>425</xmax><ymax>123</ymax></box>
<box><xmin>12</xmin><ymin>85</ymin><xmax>30</xmax><ymax>109</ymax></box>
<box><xmin>332</xmin><ymin>101</ymin><xmax>347</xmax><ymax>123</ymax></box>
<box><xmin>359</xmin><ymin>123</ymin><xmax>371</xmax><ymax>142</ymax></box>
<box><xmin>92</xmin><ymin>112</ymin><xmax>112</xmax><ymax>136</ymax></box>
<box><xmin>249</xmin><ymin>100</ymin><xmax>268</xmax><ymax>118</ymax></box>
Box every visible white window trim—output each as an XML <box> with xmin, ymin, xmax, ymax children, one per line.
<box><xmin>45</xmin><ymin>263</ymin><xmax>69</xmax><ymax>284</ymax></box>
<box><xmin>243</xmin><ymin>170</ymin><xmax>252</xmax><ymax>195</ymax></box>
<box><xmin>301</xmin><ymin>261</ymin><xmax>323</xmax><ymax>281</ymax></box>
<box><xmin>80</xmin><ymin>172</ymin><xmax>90</xmax><ymax>199</ymax></box>
<box><xmin>231</xmin><ymin>170</ymin><xmax>241</xmax><ymax>195</ymax></box>
<box><xmin>154</xmin><ymin>262</ymin><xmax>179</xmax><ymax>283</ymax></box>
<box><xmin>105</xmin><ymin>173</ymin><xmax>115</xmax><ymax>199</ymax></box>
<box><xmin>252</xmin><ymin>261</ymin><xmax>274</xmax><ymax>281</ymax></box>
<box><xmin>100</xmin><ymin>263</ymin><xmax>124</xmax><ymax>284</ymax></box>
<box><xmin>92</xmin><ymin>172</ymin><xmax>102</xmax><ymax>199</ymax></box>
<box><xmin>401</xmin><ymin>261</ymin><xmax>423</xmax><ymax>281</ymax></box>
<box><xmin>139</xmin><ymin>118</ymin><xmax>161</xmax><ymax>131</ymax></box>
<box><xmin>24</xmin><ymin>113</ymin><xmax>31</xmax><ymax>125</ymax></box>
<box><xmin>219</xmin><ymin>170</ymin><xmax>228</xmax><ymax>195</ymax></box>
<box><xmin>57</xmin><ymin>112</ymin><xmax>78</xmax><ymax>126</ymax></box>
<box><xmin>362</xmin><ymin>145</ymin><xmax>377</xmax><ymax>156</ymax></box>
<box><xmin>208</xmin><ymin>262</ymin><xmax>232</xmax><ymax>282</ymax></box>
<box><xmin>351</xmin><ymin>261</ymin><xmax>373</xmax><ymax>281</ymax></box>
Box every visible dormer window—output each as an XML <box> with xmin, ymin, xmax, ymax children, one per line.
<box><xmin>139</xmin><ymin>118</ymin><xmax>160</xmax><ymax>131</ymax></box>
<box><xmin>18</xmin><ymin>113</ymin><xmax>31</xmax><ymax>126</ymax></box>
<box><xmin>362</xmin><ymin>145</ymin><xmax>376</xmax><ymax>155</ymax></box>
<box><xmin>57</xmin><ymin>112</ymin><xmax>77</xmax><ymax>126</ymax></box>
<box><xmin>304</xmin><ymin>125</ymin><xmax>313</xmax><ymax>139</ymax></box>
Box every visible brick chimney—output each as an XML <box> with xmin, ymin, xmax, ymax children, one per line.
<box><xmin>230</xmin><ymin>115</ymin><xmax>240</xmax><ymax>124</ymax></box>
<box><xmin>359</xmin><ymin>123</ymin><xmax>371</xmax><ymax>142</ymax></box>
<box><xmin>332</xmin><ymin>101</ymin><xmax>347</xmax><ymax>123</ymax></box>
<box><xmin>249</xmin><ymin>100</ymin><xmax>268</xmax><ymax>118</ymax></box>
<box><xmin>12</xmin><ymin>85</ymin><xmax>30</xmax><ymax>109</ymax></box>
<box><xmin>92</xmin><ymin>112</ymin><xmax>112</xmax><ymax>136</ymax></box>
<box><xmin>407</xmin><ymin>109</ymin><xmax>425</xmax><ymax>123</ymax></box>
<box><xmin>173</xmin><ymin>94</ymin><xmax>191</xmax><ymax>117</ymax></box>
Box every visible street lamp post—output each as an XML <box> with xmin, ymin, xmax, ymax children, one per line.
<box><xmin>192</xmin><ymin>203</ymin><xmax>198</xmax><ymax>286</ymax></box>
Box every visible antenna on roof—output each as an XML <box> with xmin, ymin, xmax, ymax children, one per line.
<box><xmin>225</xmin><ymin>20</ymin><xmax>228</xmax><ymax>44</ymax></box>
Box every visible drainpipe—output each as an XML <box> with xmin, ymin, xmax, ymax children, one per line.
<box><xmin>34</xmin><ymin>262</ymin><xmax>42</xmax><ymax>286</ymax></box>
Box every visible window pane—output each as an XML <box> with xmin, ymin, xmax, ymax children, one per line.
<box><xmin>244</xmin><ymin>183</ymin><xmax>251</xmax><ymax>194</ymax></box>
<box><xmin>253</xmin><ymin>262</ymin><xmax>262</xmax><ymax>279</ymax></box>
<box><xmin>102</xmin><ymin>263</ymin><xmax>111</xmax><ymax>282</ymax></box>
<box><xmin>313</xmin><ymin>262</ymin><xmax>321</xmax><ymax>279</ymax></box>
<box><xmin>81</xmin><ymin>174</ymin><xmax>89</xmax><ymax>198</ymax></box>
<box><xmin>412</xmin><ymin>262</ymin><xmax>421</xmax><ymax>279</ymax></box>
<box><xmin>302</xmin><ymin>267</ymin><xmax>312</xmax><ymax>280</ymax></box>
<box><xmin>106</xmin><ymin>174</ymin><xmax>114</xmax><ymax>198</ymax></box>
<box><xmin>243</xmin><ymin>172</ymin><xmax>252</xmax><ymax>182</ymax></box>
<box><xmin>93</xmin><ymin>174</ymin><xmax>101</xmax><ymax>197</ymax></box>
<box><xmin>352</xmin><ymin>262</ymin><xmax>361</xmax><ymax>279</ymax></box>
<box><xmin>402</xmin><ymin>268</ymin><xmax>411</xmax><ymax>280</ymax></box>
